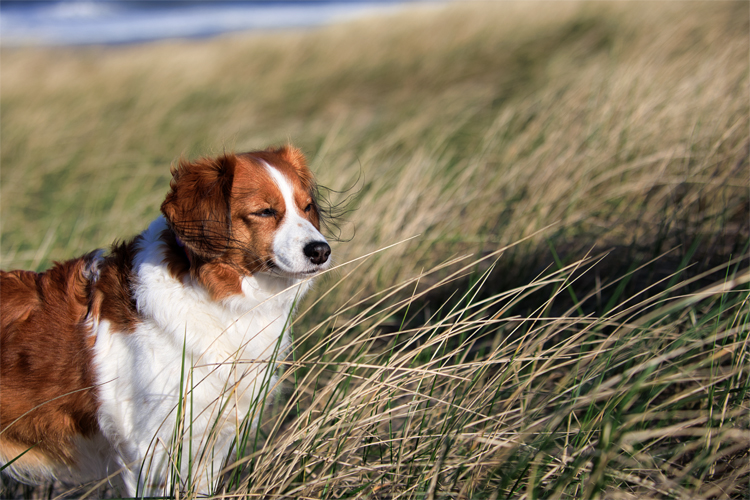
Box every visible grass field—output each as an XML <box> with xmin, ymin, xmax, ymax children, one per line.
<box><xmin>1</xmin><ymin>2</ymin><xmax>749</xmax><ymax>499</ymax></box>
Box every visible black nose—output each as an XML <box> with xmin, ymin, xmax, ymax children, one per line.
<box><xmin>303</xmin><ymin>241</ymin><xmax>331</xmax><ymax>265</ymax></box>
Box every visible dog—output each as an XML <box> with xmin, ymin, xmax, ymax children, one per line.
<box><xmin>0</xmin><ymin>145</ymin><xmax>331</xmax><ymax>496</ymax></box>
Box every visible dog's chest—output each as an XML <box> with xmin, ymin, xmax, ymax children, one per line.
<box><xmin>92</xmin><ymin>222</ymin><xmax>307</xmax><ymax>455</ymax></box>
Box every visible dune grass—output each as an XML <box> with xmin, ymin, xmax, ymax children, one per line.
<box><xmin>1</xmin><ymin>1</ymin><xmax>748</xmax><ymax>498</ymax></box>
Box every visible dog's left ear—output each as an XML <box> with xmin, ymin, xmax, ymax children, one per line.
<box><xmin>274</xmin><ymin>145</ymin><xmax>315</xmax><ymax>189</ymax></box>
<box><xmin>161</xmin><ymin>154</ymin><xmax>236</xmax><ymax>260</ymax></box>
<box><xmin>276</xmin><ymin>145</ymin><xmax>307</xmax><ymax>170</ymax></box>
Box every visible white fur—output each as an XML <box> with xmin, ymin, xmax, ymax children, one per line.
<box><xmin>265</xmin><ymin>163</ymin><xmax>332</xmax><ymax>276</ymax></box>
<box><xmin>90</xmin><ymin>215</ymin><xmax>322</xmax><ymax>496</ymax></box>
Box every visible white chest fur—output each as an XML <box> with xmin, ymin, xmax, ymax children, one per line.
<box><xmin>92</xmin><ymin>217</ymin><xmax>309</xmax><ymax>495</ymax></box>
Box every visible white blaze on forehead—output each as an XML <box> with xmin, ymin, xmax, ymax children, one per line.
<box><xmin>264</xmin><ymin>162</ymin><xmax>302</xmax><ymax>217</ymax></box>
<box><xmin>263</xmin><ymin>162</ymin><xmax>330</xmax><ymax>275</ymax></box>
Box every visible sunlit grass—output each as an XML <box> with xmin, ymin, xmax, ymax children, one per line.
<box><xmin>1</xmin><ymin>1</ymin><xmax>748</xmax><ymax>498</ymax></box>
<box><xmin>242</xmin><ymin>253</ymin><xmax>749</xmax><ymax>499</ymax></box>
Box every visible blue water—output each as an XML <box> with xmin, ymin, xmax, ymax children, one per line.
<box><xmin>0</xmin><ymin>1</ymin><xmax>412</xmax><ymax>46</ymax></box>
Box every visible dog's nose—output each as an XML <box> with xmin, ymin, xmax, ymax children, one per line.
<box><xmin>303</xmin><ymin>241</ymin><xmax>331</xmax><ymax>265</ymax></box>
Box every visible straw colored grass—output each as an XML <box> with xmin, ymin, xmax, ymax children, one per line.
<box><xmin>1</xmin><ymin>1</ymin><xmax>748</xmax><ymax>498</ymax></box>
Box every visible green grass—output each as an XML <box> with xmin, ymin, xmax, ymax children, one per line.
<box><xmin>1</xmin><ymin>1</ymin><xmax>748</xmax><ymax>498</ymax></box>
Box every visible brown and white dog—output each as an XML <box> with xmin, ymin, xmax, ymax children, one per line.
<box><xmin>0</xmin><ymin>146</ymin><xmax>331</xmax><ymax>496</ymax></box>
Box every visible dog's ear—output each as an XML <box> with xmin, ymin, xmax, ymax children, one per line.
<box><xmin>276</xmin><ymin>145</ymin><xmax>307</xmax><ymax>170</ymax></box>
<box><xmin>161</xmin><ymin>154</ymin><xmax>236</xmax><ymax>260</ymax></box>
<box><xmin>273</xmin><ymin>145</ymin><xmax>315</xmax><ymax>191</ymax></box>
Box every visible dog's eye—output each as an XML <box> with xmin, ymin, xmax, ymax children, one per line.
<box><xmin>304</xmin><ymin>203</ymin><xmax>313</xmax><ymax>213</ymax></box>
<box><xmin>254</xmin><ymin>208</ymin><xmax>276</xmax><ymax>218</ymax></box>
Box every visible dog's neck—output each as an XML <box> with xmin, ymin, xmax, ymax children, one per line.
<box><xmin>173</xmin><ymin>233</ymin><xmax>191</xmax><ymax>265</ymax></box>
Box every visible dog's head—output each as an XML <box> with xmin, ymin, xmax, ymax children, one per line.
<box><xmin>161</xmin><ymin>146</ymin><xmax>331</xmax><ymax>297</ymax></box>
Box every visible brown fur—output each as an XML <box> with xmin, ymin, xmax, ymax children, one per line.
<box><xmin>160</xmin><ymin>145</ymin><xmax>321</xmax><ymax>300</ymax></box>
<box><xmin>89</xmin><ymin>238</ymin><xmax>141</xmax><ymax>334</ymax></box>
<box><xmin>0</xmin><ymin>254</ymin><xmax>102</xmax><ymax>464</ymax></box>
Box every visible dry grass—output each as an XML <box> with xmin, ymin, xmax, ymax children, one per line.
<box><xmin>1</xmin><ymin>1</ymin><xmax>748</xmax><ymax>498</ymax></box>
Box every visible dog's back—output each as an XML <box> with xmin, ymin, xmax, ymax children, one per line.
<box><xmin>0</xmin><ymin>254</ymin><xmax>109</xmax><ymax>485</ymax></box>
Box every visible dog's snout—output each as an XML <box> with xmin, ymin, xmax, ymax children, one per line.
<box><xmin>304</xmin><ymin>241</ymin><xmax>331</xmax><ymax>265</ymax></box>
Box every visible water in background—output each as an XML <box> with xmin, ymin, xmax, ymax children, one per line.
<box><xmin>0</xmin><ymin>0</ymin><xmax>411</xmax><ymax>46</ymax></box>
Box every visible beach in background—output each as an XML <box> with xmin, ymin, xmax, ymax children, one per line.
<box><xmin>1</xmin><ymin>0</ymin><xmax>414</xmax><ymax>45</ymax></box>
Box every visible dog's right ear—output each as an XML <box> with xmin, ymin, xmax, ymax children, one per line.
<box><xmin>161</xmin><ymin>154</ymin><xmax>237</xmax><ymax>260</ymax></box>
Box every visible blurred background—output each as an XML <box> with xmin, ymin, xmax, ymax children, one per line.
<box><xmin>1</xmin><ymin>0</ymin><xmax>746</xmax><ymax>294</ymax></box>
